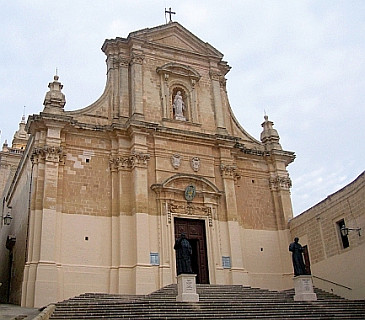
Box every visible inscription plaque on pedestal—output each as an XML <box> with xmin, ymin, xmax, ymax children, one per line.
<box><xmin>293</xmin><ymin>275</ymin><xmax>317</xmax><ymax>301</ymax></box>
<box><xmin>176</xmin><ymin>274</ymin><xmax>199</xmax><ymax>302</ymax></box>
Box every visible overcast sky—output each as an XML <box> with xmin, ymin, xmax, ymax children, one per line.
<box><xmin>1</xmin><ymin>1</ymin><xmax>364</xmax><ymax>216</ymax></box>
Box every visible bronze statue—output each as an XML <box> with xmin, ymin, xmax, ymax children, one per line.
<box><xmin>174</xmin><ymin>233</ymin><xmax>193</xmax><ymax>275</ymax></box>
<box><xmin>289</xmin><ymin>237</ymin><xmax>306</xmax><ymax>276</ymax></box>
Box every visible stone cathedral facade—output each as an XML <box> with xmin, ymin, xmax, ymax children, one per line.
<box><xmin>0</xmin><ymin>22</ymin><xmax>296</xmax><ymax>308</ymax></box>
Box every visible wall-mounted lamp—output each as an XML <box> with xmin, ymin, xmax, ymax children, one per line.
<box><xmin>3</xmin><ymin>213</ymin><xmax>12</xmax><ymax>225</ymax></box>
<box><xmin>3</xmin><ymin>207</ymin><xmax>12</xmax><ymax>226</ymax></box>
<box><xmin>341</xmin><ymin>226</ymin><xmax>361</xmax><ymax>237</ymax></box>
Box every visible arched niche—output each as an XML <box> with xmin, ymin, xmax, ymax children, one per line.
<box><xmin>156</xmin><ymin>63</ymin><xmax>201</xmax><ymax>123</ymax></box>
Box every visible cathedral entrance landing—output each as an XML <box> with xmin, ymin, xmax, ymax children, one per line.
<box><xmin>174</xmin><ymin>218</ymin><xmax>209</xmax><ymax>284</ymax></box>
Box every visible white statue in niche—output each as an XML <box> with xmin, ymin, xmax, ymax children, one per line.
<box><xmin>173</xmin><ymin>91</ymin><xmax>186</xmax><ymax>121</ymax></box>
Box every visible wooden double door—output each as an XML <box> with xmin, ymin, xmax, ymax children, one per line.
<box><xmin>174</xmin><ymin>218</ymin><xmax>209</xmax><ymax>284</ymax></box>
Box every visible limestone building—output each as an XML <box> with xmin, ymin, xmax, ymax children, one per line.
<box><xmin>0</xmin><ymin>22</ymin><xmax>296</xmax><ymax>308</ymax></box>
<box><xmin>0</xmin><ymin>116</ymin><xmax>29</xmax><ymax>303</ymax></box>
<box><xmin>289</xmin><ymin>171</ymin><xmax>365</xmax><ymax>300</ymax></box>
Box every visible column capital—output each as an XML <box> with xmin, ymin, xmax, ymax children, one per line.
<box><xmin>130</xmin><ymin>53</ymin><xmax>144</xmax><ymax>65</ymax></box>
<box><xmin>220</xmin><ymin>163</ymin><xmax>241</xmax><ymax>181</ymax></box>
<box><xmin>31</xmin><ymin>146</ymin><xmax>65</xmax><ymax>164</ymax></box>
<box><xmin>209</xmin><ymin>70</ymin><xmax>221</xmax><ymax>81</ymax></box>
<box><xmin>109</xmin><ymin>152</ymin><xmax>150</xmax><ymax>171</ymax></box>
<box><xmin>269</xmin><ymin>174</ymin><xmax>292</xmax><ymax>191</ymax></box>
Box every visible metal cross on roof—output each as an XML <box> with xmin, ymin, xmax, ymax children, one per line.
<box><xmin>165</xmin><ymin>7</ymin><xmax>176</xmax><ymax>23</ymax></box>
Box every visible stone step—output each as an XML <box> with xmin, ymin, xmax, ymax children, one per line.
<box><xmin>49</xmin><ymin>284</ymin><xmax>365</xmax><ymax>320</ymax></box>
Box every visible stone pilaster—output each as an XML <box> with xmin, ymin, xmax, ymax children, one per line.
<box><xmin>268</xmin><ymin>153</ymin><xmax>295</xmax><ymax>228</ymax></box>
<box><xmin>119</xmin><ymin>56</ymin><xmax>130</xmax><ymax>118</ymax></box>
<box><xmin>219</xmin><ymin>154</ymin><xmax>245</xmax><ymax>282</ymax></box>
<box><xmin>130</xmin><ymin>52</ymin><xmax>144</xmax><ymax>119</ymax></box>
<box><xmin>210</xmin><ymin>70</ymin><xmax>226</xmax><ymax>133</ymax></box>
<box><xmin>159</xmin><ymin>73</ymin><xmax>169</xmax><ymax>118</ymax></box>
<box><xmin>109</xmin><ymin>150</ymin><xmax>120</xmax><ymax>293</ymax></box>
<box><xmin>107</xmin><ymin>54</ymin><xmax>131</xmax><ymax>120</ymax></box>
<box><xmin>111</xmin><ymin>56</ymin><xmax>120</xmax><ymax>119</ymax></box>
<box><xmin>22</xmin><ymin>121</ymin><xmax>66</xmax><ymax>307</ymax></box>
<box><xmin>131</xmin><ymin>131</ymin><xmax>150</xmax><ymax>293</ymax></box>
<box><xmin>24</xmin><ymin>154</ymin><xmax>58</xmax><ymax>306</ymax></box>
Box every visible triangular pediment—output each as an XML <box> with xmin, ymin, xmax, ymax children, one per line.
<box><xmin>129</xmin><ymin>22</ymin><xmax>223</xmax><ymax>58</ymax></box>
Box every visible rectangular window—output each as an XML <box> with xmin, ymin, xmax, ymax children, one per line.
<box><xmin>222</xmin><ymin>256</ymin><xmax>231</xmax><ymax>269</ymax></box>
<box><xmin>337</xmin><ymin>219</ymin><xmax>349</xmax><ymax>249</ymax></box>
<box><xmin>150</xmin><ymin>252</ymin><xmax>160</xmax><ymax>265</ymax></box>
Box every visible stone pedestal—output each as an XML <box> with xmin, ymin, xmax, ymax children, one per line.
<box><xmin>293</xmin><ymin>275</ymin><xmax>317</xmax><ymax>301</ymax></box>
<box><xmin>176</xmin><ymin>274</ymin><xmax>199</xmax><ymax>302</ymax></box>
<box><xmin>175</xmin><ymin>114</ymin><xmax>186</xmax><ymax>121</ymax></box>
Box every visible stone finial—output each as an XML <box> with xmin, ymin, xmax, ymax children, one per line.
<box><xmin>15</xmin><ymin>117</ymin><xmax>27</xmax><ymax>139</ymax></box>
<box><xmin>260</xmin><ymin>115</ymin><xmax>282</xmax><ymax>150</ymax></box>
<box><xmin>43</xmin><ymin>75</ymin><xmax>66</xmax><ymax>113</ymax></box>
<box><xmin>2</xmin><ymin>140</ymin><xmax>9</xmax><ymax>152</ymax></box>
<box><xmin>12</xmin><ymin>115</ymin><xmax>29</xmax><ymax>149</ymax></box>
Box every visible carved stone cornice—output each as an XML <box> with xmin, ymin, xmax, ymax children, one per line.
<box><xmin>31</xmin><ymin>146</ymin><xmax>65</xmax><ymax>164</ymax></box>
<box><xmin>220</xmin><ymin>163</ymin><xmax>241</xmax><ymax>181</ymax></box>
<box><xmin>269</xmin><ymin>175</ymin><xmax>292</xmax><ymax>191</ymax></box>
<box><xmin>234</xmin><ymin>142</ymin><xmax>269</xmax><ymax>157</ymax></box>
<box><xmin>109</xmin><ymin>152</ymin><xmax>150</xmax><ymax>171</ymax></box>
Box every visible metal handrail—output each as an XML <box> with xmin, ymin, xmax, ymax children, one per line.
<box><xmin>312</xmin><ymin>275</ymin><xmax>352</xmax><ymax>291</ymax></box>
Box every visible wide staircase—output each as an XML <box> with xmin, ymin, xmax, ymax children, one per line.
<box><xmin>49</xmin><ymin>284</ymin><xmax>365</xmax><ymax>319</ymax></box>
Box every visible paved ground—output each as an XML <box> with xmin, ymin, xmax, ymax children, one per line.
<box><xmin>0</xmin><ymin>304</ymin><xmax>40</xmax><ymax>320</ymax></box>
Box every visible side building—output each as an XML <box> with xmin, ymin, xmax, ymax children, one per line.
<box><xmin>0</xmin><ymin>116</ymin><xmax>29</xmax><ymax>304</ymax></box>
<box><xmin>289</xmin><ymin>171</ymin><xmax>365</xmax><ymax>300</ymax></box>
<box><xmin>0</xmin><ymin>22</ymin><xmax>295</xmax><ymax>308</ymax></box>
